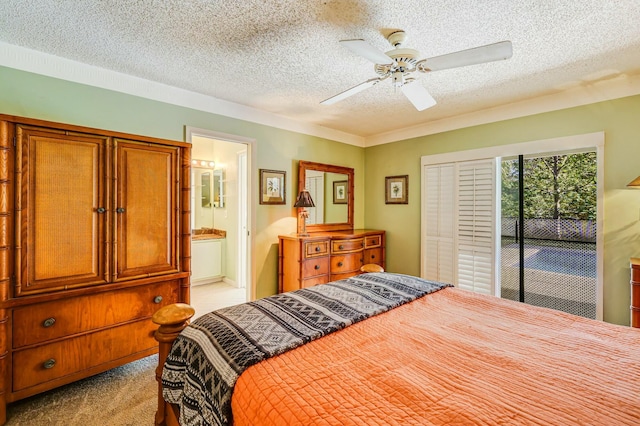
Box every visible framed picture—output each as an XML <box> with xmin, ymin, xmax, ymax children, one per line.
<box><xmin>385</xmin><ymin>175</ymin><xmax>408</xmax><ymax>204</ymax></box>
<box><xmin>333</xmin><ymin>180</ymin><xmax>348</xmax><ymax>204</ymax></box>
<box><xmin>259</xmin><ymin>169</ymin><xmax>286</xmax><ymax>205</ymax></box>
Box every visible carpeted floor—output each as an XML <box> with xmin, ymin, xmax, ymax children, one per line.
<box><xmin>6</xmin><ymin>354</ymin><xmax>157</xmax><ymax>425</ymax></box>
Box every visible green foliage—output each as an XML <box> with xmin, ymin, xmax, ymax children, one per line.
<box><xmin>501</xmin><ymin>152</ymin><xmax>596</xmax><ymax>220</ymax></box>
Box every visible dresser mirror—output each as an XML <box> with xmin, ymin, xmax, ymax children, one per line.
<box><xmin>298</xmin><ymin>160</ymin><xmax>354</xmax><ymax>232</ymax></box>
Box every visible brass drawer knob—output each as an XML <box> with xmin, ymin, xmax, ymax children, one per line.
<box><xmin>339</xmin><ymin>245</ymin><xmax>344</xmax><ymax>250</ymax></box>
<box><xmin>153</xmin><ymin>295</ymin><xmax>163</xmax><ymax>304</ymax></box>
<box><xmin>43</xmin><ymin>358</ymin><xmax>56</xmax><ymax>369</ymax></box>
<box><xmin>314</xmin><ymin>265</ymin><xmax>320</xmax><ymax>270</ymax></box>
<box><xmin>116</xmin><ymin>207</ymin><xmax>126</xmax><ymax>213</ymax></box>
<box><xmin>96</xmin><ymin>207</ymin><xmax>106</xmax><ymax>214</ymax></box>
<box><xmin>371</xmin><ymin>255</ymin><xmax>376</xmax><ymax>259</ymax></box>
<box><xmin>315</xmin><ymin>247</ymin><xmax>321</xmax><ymax>252</ymax></box>
<box><xmin>42</xmin><ymin>317</ymin><xmax>56</xmax><ymax>328</ymax></box>
<box><xmin>338</xmin><ymin>262</ymin><xmax>343</xmax><ymax>267</ymax></box>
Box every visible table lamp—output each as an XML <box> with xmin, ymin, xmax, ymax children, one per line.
<box><xmin>294</xmin><ymin>189</ymin><xmax>315</xmax><ymax>236</ymax></box>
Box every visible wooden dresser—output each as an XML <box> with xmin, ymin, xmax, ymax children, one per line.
<box><xmin>631</xmin><ymin>258</ymin><xmax>640</xmax><ymax>328</ymax></box>
<box><xmin>278</xmin><ymin>229</ymin><xmax>385</xmax><ymax>293</ymax></box>
<box><xmin>0</xmin><ymin>115</ymin><xmax>191</xmax><ymax>424</ymax></box>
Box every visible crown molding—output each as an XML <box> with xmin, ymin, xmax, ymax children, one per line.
<box><xmin>365</xmin><ymin>73</ymin><xmax>640</xmax><ymax>147</ymax></box>
<box><xmin>3</xmin><ymin>42</ymin><xmax>638</xmax><ymax>150</ymax></box>
<box><xmin>0</xmin><ymin>42</ymin><xmax>365</xmax><ymax>147</ymax></box>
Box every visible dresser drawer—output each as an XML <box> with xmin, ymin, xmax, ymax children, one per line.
<box><xmin>301</xmin><ymin>276</ymin><xmax>330</xmax><ymax>288</ymax></box>
<box><xmin>304</xmin><ymin>241</ymin><xmax>329</xmax><ymax>258</ymax></box>
<box><xmin>331</xmin><ymin>238</ymin><xmax>364</xmax><ymax>254</ymax></box>
<box><xmin>365</xmin><ymin>235</ymin><xmax>382</xmax><ymax>248</ymax></box>
<box><xmin>12</xmin><ymin>319</ymin><xmax>157</xmax><ymax>392</ymax></box>
<box><xmin>331</xmin><ymin>253</ymin><xmax>363</xmax><ymax>274</ymax></box>
<box><xmin>12</xmin><ymin>281</ymin><xmax>180</xmax><ymax>348</ymax></box>
<box><xmin>302</xmin><ymin>257</ymin><xmax>330</xmax><ymax>278</ymax></box>
<box><xmin>364</xmin><ymin>248</ymin><xmax>383</xmax><ymax>265</ymax></box>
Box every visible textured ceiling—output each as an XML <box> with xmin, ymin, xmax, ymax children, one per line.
<box><xmin>2</xmin><ymin>1</ymin><xmax>640</xmax><ymax>141</ymax></box>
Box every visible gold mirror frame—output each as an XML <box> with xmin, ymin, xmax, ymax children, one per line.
<box><xmin>298</xmin><ymin>160</ymin><xmax>354</xmax><ymax>232</ymax></box>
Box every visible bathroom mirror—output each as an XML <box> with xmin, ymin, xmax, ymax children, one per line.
<box><xmin>201</xmin><ymin>172</ymin><xmax>212</xmax><ymax>208</ymax></box>
<box><xmin>192</xmin><ymin>166</ymin><xmax>225</xmax><ymax>231</ymax></box>
<box><xmin>213</xmin><ymin>169</ymin><xmax>224</xmax><ymax>208</ymax></box>
<box><xmin>298</xmin><ymin>161</ymin><xmax>354</xmax><ymax>232</ymax></box>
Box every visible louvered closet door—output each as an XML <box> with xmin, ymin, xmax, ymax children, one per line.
<box><xmin>424</xmin><ymin>164</ymin><xmax>455</xmax><ymax>284</ymax></box>
<box><xmin>457</xmin><ymin>160</ymin><xmax>495</xmax><ymax>294</ymax></box>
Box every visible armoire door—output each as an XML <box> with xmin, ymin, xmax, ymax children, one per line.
<box><xmin>16</xmin><ymin>126</ymin><xmax>109</xmax><ymax>295</ymax></box>
<box><xmin>114</xmin><ymin>139</ymin><xmax>179</xmax><ymax>281</ymax></box>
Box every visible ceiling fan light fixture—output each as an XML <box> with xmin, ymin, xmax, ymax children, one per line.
<box><xmin>392</xmin><ymin>71</ymin><xmax>404</xmax><ymax>87</ymax></box>
<box><xmin>323</xmin><ymin>31</ymin><xmax>512</xmax><ymax>111</ymax></box>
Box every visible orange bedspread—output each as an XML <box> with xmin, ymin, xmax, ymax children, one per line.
<box><xmin>231</xmin><ymin>287</ymin><xmax>640</xmax><ymax>425</ymax></box>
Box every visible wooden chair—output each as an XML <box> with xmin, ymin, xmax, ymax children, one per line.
<box><xmin>360</xmin><ymin>264</ymin><xmax>384</xmax><ymax>273</ymax></box>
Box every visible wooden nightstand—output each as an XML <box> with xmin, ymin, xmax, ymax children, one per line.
<box><xmin>631</xmin><ymin>258</ymin><xmax>640</xmax><ymax>328</ymax></box>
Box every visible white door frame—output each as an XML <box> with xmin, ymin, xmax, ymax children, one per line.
<box><xmin>185</xmin><ymin>126</ymin><xmax>257</xmax><ymax>302</ymax></box>
<box><xmin>237</xmin><ymin>150</ymin><xmax>248</xmax><ymax>289</ymax></box>
<box><xmin>420</xmin><ymin>132</ymin><xmax>605</xmax><ymax>320</ymax></box>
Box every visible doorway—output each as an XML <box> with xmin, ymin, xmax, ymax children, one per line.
<box><xmin>186</xmin><ymin>127</ymin><xmax>254</xmax><ymax>309</ymax></box>
<box><xmin>500</xmin><ymin>151</ymin><xmax>597</xmax><ymax>319</ymax></box>
<box><xmin>421</xmin><ymin>132</ymin><xmax>604</xmax><ymax>320</ymax></box>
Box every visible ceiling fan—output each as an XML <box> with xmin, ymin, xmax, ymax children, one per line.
<box><xmin>320</xmin><ymin>31</ymin><xmax>513</xmax><ymax>111</ymax></box>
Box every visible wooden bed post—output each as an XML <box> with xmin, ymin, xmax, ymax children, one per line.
<box><xmin>152</xmin><ymin>303</ymin><xmax>195</xmax><ymax>426</ymax></box>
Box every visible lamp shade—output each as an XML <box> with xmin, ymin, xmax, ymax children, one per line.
<box><xmin>294</xmin><ymin>189</ymin><xmax>315</xmax><ymax>208</ymax></box>
<box><xmin>628</xmin><ymin>176</ymin><xmax>640</xmax><ymax>188</ymax></box>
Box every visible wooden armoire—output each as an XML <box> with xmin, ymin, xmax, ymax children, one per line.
<box><xmin>0</xmin><ymin>115</ymin><xmax>191</xmax><ymax>424</ymax></box>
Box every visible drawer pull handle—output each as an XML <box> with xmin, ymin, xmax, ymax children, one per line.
<box><xmin>338</xmin><ymin>262</ymin><xmax>343</xmax><ymax>267</ymax></box>
<box><xmin>315</xmin><ymin>247</ymin><xmax>321</xmax><ymax>252</ymax></box>
<box><xmin>371</xmin><ymin>255</ymin><xmax>376</xmax><ymax>259</ymax></box>
<box><xmin>339</xmin><ymin>245</ymin><xmax>344</xmax><ymax>250</ymax></box>
<box><xmin>116</xmin><ymin>207</ymin><xmax>126</xmax><ymax>213</ymax></box>
<box><xmin>96</xmin><ymin>207</ymin><xmax>106</xmax><ymax>214</ymax></box>
<box><xmin>153</xmin><ymin>295</ymin><xmax>163</xmax><ymax>304</ymax></box>
<box><xmin>42</xmin><ymin>317</ymin><xmax>56</xmax><ymax>328</ymax></box>
<box><xmin>314</xmin><ymin>265</ymin><xmax>320</xmax><ymax>270</ymax></box>
<box><xmin>43</xmin><ymin>359</ymin><xmax>56</xmax><ymax>369</ymax></box>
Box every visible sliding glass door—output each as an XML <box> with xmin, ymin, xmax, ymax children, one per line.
<box><xmin>500</xmin><ymin>151</ymin><xmax>597</xmax><ymax>319</ymax></box>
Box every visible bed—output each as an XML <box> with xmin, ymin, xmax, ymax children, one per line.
<box><xmin>152</xmin><ymin>272</ymin><xmax>640</xmax><ymax>426</ymax></box>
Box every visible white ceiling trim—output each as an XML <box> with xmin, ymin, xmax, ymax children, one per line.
<box><xmin>366</xmin><ymin>74</ymin><xmax>640</xmax><ymax>147</ymax></box>
<box><xmin>2</xmin><ymin>42</ymin><xmax>638</xmax><ymax>149</ymax></box>
<box><xmin>0</xmin><ymin>42</ymin><xmax>365</xmax><ymax>147</ymax></box>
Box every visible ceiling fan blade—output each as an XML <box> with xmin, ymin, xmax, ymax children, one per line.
<box><xmin>419</xmin><ymin>41</ymin><xmax>513</xmax><ymax>72</ymax></box>
<box><xmin>320</xmin><ymin>78</ymin><xmax>381</xmax><ymax>105</ymax></box>
<box><xmin>401</xmin><ymin>82</ymin><xmax>437</xmax><ymax>111</ymax></box>
<box><xmin>340</xmin><ymin>39</ymin><xmax>393</xmax><ymax>64</ymax></box>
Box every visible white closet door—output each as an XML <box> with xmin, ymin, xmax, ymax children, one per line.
<box><xmin>456</xmin><ymin>159</ymin><xmax>495</xmax><ymax>294</ymax></box>
<box><xmin>424</xmin><ymin>164</ymin><xmax>455</xmax><ymax>284</ymax></box>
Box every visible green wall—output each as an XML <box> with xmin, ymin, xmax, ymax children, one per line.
<box><xmin>3</xmin><ymin>64</ymin><xmax>639</xmax><ymax>325</ymax></box>
<box><xmin>364</xmin><ymin>95</ymin><xmax>640</xmax><ymax>325</ymax></box>
<box><xmin>0</xmin><ymin>66</ymin><xmax>365</xmax><ymax>299</ymax></box>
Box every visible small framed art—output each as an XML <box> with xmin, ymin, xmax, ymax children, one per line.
<box><xmin>333</xmin><ymin>180</ymin><xmax>348</xmax><ymax>204</ymax></box>
<box><xmin>385</xmin><ymin>175</ymin><xmax>408</xmax><ymax>204</ymax></box>
<box><xmin>259</xmin><ymin>169</ymin><xmax>286</xmax><ymax>205</ymax></box>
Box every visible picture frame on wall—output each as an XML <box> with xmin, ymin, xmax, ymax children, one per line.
<box><xmin>333</xmin><ymin>180</ymin><xmax>348</xmax><ymax>204</ymax></box>
<box><xmin>385</xmin><ymin>175</ymin><xmax>408</xmax><ymax>204</ymax></box>
<box><xmin>259</xmin><ymin>169</ymin><xmax>286</xmax><ymax>205</ymax></box>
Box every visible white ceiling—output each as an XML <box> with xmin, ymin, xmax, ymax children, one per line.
<box><xmin>2</xmin><ymin>1</ymin><xmax>640</xmax><ymax>146</ymax></box>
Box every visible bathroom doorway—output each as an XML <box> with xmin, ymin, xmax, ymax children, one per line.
<box><xmin>186</xmin><ymin>127</ymin><xmax>254</xmax><ymax>307</ymax></box>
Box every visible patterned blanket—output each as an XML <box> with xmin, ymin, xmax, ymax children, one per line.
<box><xmin>161</xmin><ymin>272</ymin><xmax>451</xmax><ymax>426</ymax></box>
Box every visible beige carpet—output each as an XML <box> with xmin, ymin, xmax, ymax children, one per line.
<box><xmin>6</xmin><ymin>355</ymin><xmax>157</xmax><ymax>425</ymax></box>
